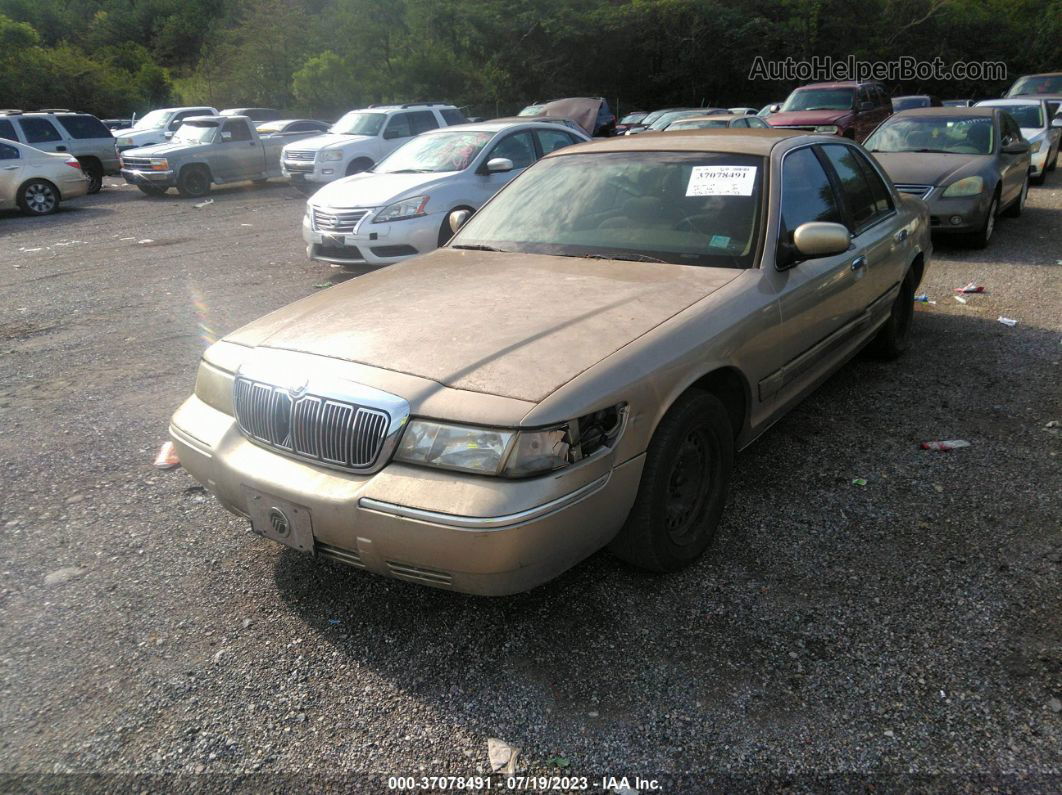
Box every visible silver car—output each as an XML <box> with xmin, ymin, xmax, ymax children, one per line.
<box><xmin>974</xmin><ymin>98</ymin><xmax>1060</xmax><ymax>183</ymax></box>
<box><xmin>302</xmin><ymin>121</ymin><xmax>590</xmax><ymax>267</ymax></box>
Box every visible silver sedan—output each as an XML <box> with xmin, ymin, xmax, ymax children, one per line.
<box><xmin>302</xmin><ymin>121</ymin><xmax>590</xmax><ymax>267</ymax></box>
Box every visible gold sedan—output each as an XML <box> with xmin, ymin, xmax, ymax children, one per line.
<box><xmin>171</xmin><ymin>129</ymin><xmax>931</xmax><ymax>595</ymax></box>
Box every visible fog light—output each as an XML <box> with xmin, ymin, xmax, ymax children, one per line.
<box><xmin>949</xmin><ymin>215</ymin><xmax>963</xmax><ymax>226</ymax></box>
<box><xmin>322</xmin><ymin>169</ymin><xmax>334</xmax><ymax>175</ymax></box>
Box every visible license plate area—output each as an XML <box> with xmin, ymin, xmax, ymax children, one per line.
<box><xmin>244</xmin><ymin>487</ymin><xmax>315</xmax><ymax>554</ymax></box>
<box><xmin>322</xmin><ymin>232</ymin><xmax>345</xmax><ymax>247</ymax></box>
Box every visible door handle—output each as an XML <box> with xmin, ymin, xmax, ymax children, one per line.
<box><xmin>894</xmin><ymin>228</ymin><xmax>908</xmax><ymax>243</ymax></box>
<box><xmin>2</xmin><ymin>165</ymin><xmax>18</xmax><ymax>170</ymax></box>
<box><xmin>851</xmin><ymin>256</ymin><xmax>867</xmax><ymax>270</ymax></box>
<box><xmin>56</xmin><ymin>146</ymin><xmax>67</xmax><ymax>152</ymax></box>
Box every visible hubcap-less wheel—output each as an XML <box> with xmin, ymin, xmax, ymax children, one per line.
<box><xmin>665</xmin><ymin>428</ymin><xmax>711</xmax><ymax>545</ymax></box>
<box><xmin>23</xmin><ymin>182</ymin><xmax>57</xmax><ymax>214</ymax></box>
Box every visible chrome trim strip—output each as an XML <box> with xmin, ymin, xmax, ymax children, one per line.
<box><xmin>357</xmin><ymin>473</ymin><xmax>611</xmax><ymax>530</ymax></box>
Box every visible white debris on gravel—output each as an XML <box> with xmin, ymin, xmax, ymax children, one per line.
<box><xmin>44</xmin><ymin>567</ymin><xmax>86</xmax><ymax>586</ymax></box>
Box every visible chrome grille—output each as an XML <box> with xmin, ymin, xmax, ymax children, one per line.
<box><xmin>894</xmin><ymin>183</ymin><xmax>933</xmax><ymax>199</ymax></box>
<box><xmin>284</xmin><ymin>150</ymin><xmax>316</xmax><ymax>161</ymax></box>
<box><xmin>284</xmin><ymin>162</ymin><xmax>315</xmax><ymax>173</ymax></box>
<box><xmin>121</xmin><ymin>156</ymin><xmax>153</xmax><ymax>168</ymax></box>
<box><xmin>233</xmin><ymin>377</ymin><xmax>389</xmax><ymax>470</ymax></box>
<box><xmin>312</xmin><ymin>207</ymin><xmax>369</xmax><ymax>233</ymax></box>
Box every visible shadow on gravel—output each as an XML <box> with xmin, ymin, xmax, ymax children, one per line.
<box><xmin>270</xmin><ymin>308</ymin><xmax>1061</xmax><ymax>763</ymax></box>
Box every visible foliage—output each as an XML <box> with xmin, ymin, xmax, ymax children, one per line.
<box><xmin>0</xmin><ymin>0</ymin><xmax>1059</xmax><ymax>119</ymax></box>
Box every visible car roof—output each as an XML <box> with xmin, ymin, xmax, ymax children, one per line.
<box><xmin>183</xmin><ymin>115</ymin><xmax>226</xmax><ymax>124</ymax></box>
<box><xmin>544</xmin><ymin>128</ymin><xmax>804</xmax><ymax>158</ymax></box>
<box><xmin>260</xmin><ymin>118</ymin><xmax>325</xmax><ymax>125</ymax></box>
<box><xmin>975</xmin><ymin>98</ymin><xmax>1048</xmax><ymax>106</ymax></box>
<box><xmin>794</xmin><ymin>81</ymin><xmax>869</xmax><ymax>90</ymax></box>
<box><xmin>893</xmin><ymin>94</ymin><xmax>931</xmax><ymax>99</ymax></box>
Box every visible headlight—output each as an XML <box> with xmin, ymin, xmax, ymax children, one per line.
<box><xmin>149</xmin><ymin>158</ymin><xmax>169</xmax><ymax>171</ymax></box>
<box><xmin>321</xmin><ymin>151</ymin><xmax>342</xmax><ymax>161</ymax></box>
<box><xmin>814</xmin><ymin>124</ymin><xmax>839</xmax><ymax>134</ymax></box>
<box><xmin>393</xmin><ymin>405</ymin><xmax>626</xmax><ymax>477</ymax></box>
<box><xmin>942</xmin><ymin>176</ymin><xmax>984</xmax><ymax>197</ymax></box>
<box><xmin>117</xmin><ymin>137</ymin><xmax>132</xmax><ymax>146</ymax></box>
<box><xmin>373</xmin><ymin>195</ymin><xmax>429</xmax><ymax>223</ymax></box>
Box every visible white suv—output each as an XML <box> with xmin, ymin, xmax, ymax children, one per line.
<box><xmin>0</xmin><ymin>110</ymin><xmax>120</xmax><ymax>193</ymax></box>
<box><xmin>281</xmin><ymin>103</ymin><xmax>466</xmax><ymax>189</ymax></box>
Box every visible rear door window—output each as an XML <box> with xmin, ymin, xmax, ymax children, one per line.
<box><xmin>536</xmin><ymin>129</ymin><xmax>577</xmax><ymax>155</ymax></box>
<box><xmin>384</xmin><ymin>113</ymin><xmax>413</xmax><ymax>139</ymax></box>
<box><xmin>487</xmin><ymin>131</ymin><xmax>536</xmax><ymax>169</ymax></box>
<box><xmin>0</xmin><ymin>119</ymin><xmax>17</xmax><ymax>141</ymax></box>
<box><xmin>0</xmin><ymin>142</ymin><xmax>19</xmax><ymax>159</ymax></box>
<box><xmin>56</xmin><ymin>114</ymin><xmax>111</xmax><ymax>139</ymax></box>
<box><xmin>18</xmin><ymin>117</ymin><xmax>63</xmax><ymax>144</ymax></box>
<box><xmin>820</xmin><ymin>143</ymin><xmax>880</xmax><ymax>231</ymax></box>
<box><xmin>409</xmin><ymin>111</ymin><xmax>439</xmax><ymax>135</ymax></box>
<box><xmin>440</xmin><ymin>109</ymin><xmax>467</xmax><ymax>126</ymax></box>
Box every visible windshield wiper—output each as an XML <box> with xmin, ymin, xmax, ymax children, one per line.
<box><xmin>451</xmin><ymin>244</ymin><xmax>506</xmax><ymax>252</ymax></box>
<box><xmin>582</xmin><ymin>253</ymin><xmax>667</xmax><ymax>263</ymax></box>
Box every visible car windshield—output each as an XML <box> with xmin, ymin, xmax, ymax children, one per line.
<box><xmin>865</xmin><ymin>116</ymin><xmax>995</xmax><ymax>155</ymax></box>
<box><xmin>892</xmin><ymin>97</ymin><xmax>930</xmax><ymax>110</ymax></box>
<box><xmin>330</xmin><ymin>112</ymin><xmax>386</xmax><ymax>136</ymax></box>
<box><xmin>172</xmin><ymin>122</ymin><xmax>218</xmax><ymax>144</ymax></box>
<box><xmin>376</xmin><ymin>131</ymin><xmax>494</xmax><ymax>173</ymax></box>
<box><xmin>1009</xmin><ymin>75</ymin><xmax>1062</xmax><ymax>96</ymax></box>
<box><xmin>980</xmin><ymin>103</ymin><xmax>1045</xmax><ymax>128</ymax></box>
<box><xmin>668</xmin><ymin>119</ymin><xmax>729</xmax><ymax>130</ymax></box>
<box><xmin>134</xmin><ymin>110</ymin><xmax>172</xmax><ymax>130</ymax></box>
<box><xmin>450</xmin><ymin>151</ymin><xmax>764</xmax><ymax>269</ymax></box>
<box><xmin>620</xmin><ymin>112</ymin><xmax>646</xmax><ymax>124</ymax></box>
<box><xmin>257</xmin><ymin>121</ymin><xmax>285</xmax><ymax>133</ymax></box>
<box><xmin>782</xmin><ymin>88</ymin><xmax>855</xmax><ymax>112</ymax></box>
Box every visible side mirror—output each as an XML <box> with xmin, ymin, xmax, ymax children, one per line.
<box><xmin>792</xmin><ymin>222</ymin><xmax>852</xmax><ymax>258</ymax></box>
<box><xmin>769</xmin><ymin>104</ymin><xmax>781</xmax><ymax>113</ymax></box>
<box><xmin>1002</xmin><ymin>139</ymin><xmax>1029</xmax><ymax>154</ymax></box>
<box><xmin>164</xmin><ymin>131</ymin><xmax>174</xmax><ymax>139</ymax></box>
<box><xmin>448</xmin><ymin>208</ymin><xmax>472</xmax><ymax>234</ymax></box>
<box><xmin>485</xmin><ymin>157</ymin><xmax>514</xmax><ymax>173</ymax></box>
<box><xmin>859</xmin><ymin>101</ymin><xmax>874</xmax><ymax>112</ymax></box>
<box><xmin>221</xmin><ymin>131</ymin><xmax>233</xmax><ymax>141</ymax></box>
<box><xmin>1051</xmin><ymin>117</ymin><xmax>1062</xmax><ymax>128</ymax></box>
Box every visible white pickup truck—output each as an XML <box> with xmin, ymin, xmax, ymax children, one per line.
<box><xmin>113</xmin><ymin>106</ymin><xmax>219</xmax><ymax>151</ymax></box>
<box><xmin>119</xmin><ymin>115</ymin><xmax>284</xmax><ymax>197</ymax></box>
<box><xmin>281</xmin><ymin>103</ymin><xmax>466</xmax><ymax>189</ymax></box>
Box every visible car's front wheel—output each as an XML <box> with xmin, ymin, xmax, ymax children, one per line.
<box><xmin>176</xmin><ymin>165</ymin><xmax>211</xmax><ymax>198</ymax></box>
<box><xmin>609</xmin><ymin>391</ymin><xmax>733</xmax><ymax>572</ymax></box>
<box><xmin>17</xmin><ymin>179</ymin><xmax>60</xmax><ymax>215</ymax></box>
<box><xmin>868</xmin><ymin>267</ymin><xmax>915</xmax><ymax>359</ymax></box>
<box><xmin>966</xmin><ymin>194</ymin><xmax>998</xmax><ymax>249</ymax></box>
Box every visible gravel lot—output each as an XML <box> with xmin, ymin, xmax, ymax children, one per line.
<box><xmin>1</xmin><ymin>175</ymin><xmax>1059</xmax><ymax>791</ymax></box>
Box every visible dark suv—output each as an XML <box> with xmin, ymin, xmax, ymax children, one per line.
<box><xmin>766</xmin><ymin>81</ymin><xmax>892</xmax><ymax>142</ymax></box>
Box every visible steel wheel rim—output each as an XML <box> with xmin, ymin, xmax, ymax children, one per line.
<box><xmin>26</xmin><ymin>183</ymin><xmax>56</xmax><ymax>213</ymax></box>
<box><xmin>665</xmin><ymin>428</ymin><xmax>711</xmax><ymax>545</ymax></box>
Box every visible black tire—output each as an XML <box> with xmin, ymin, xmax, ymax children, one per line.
<box><xmin>965</xmin><ymin>194</ymin><xmax>998</xmax><ymax>249</ymax></box>
<box><xmin>1049</xmin><ymin>149</ymin><xmax>1058</xmax><ymax>172</ymax></box>
<box><xmin>1003</xmin><ymin>177</ymin><xmax>1028</xmax><ymax>215</ymax></box>
<box><xmin>137</xmin><ymin>185</ymin><xmax>168</xmax><ymax>197</ymax></box>
<box><xmin>867</xmin><ymin>267</ymin><xmax>915</xmax><ymax>360</ymax></box>
<box><xmin>176</xmin><ymin>165</ymin><xmax>211</xmax><ymax>198</ymax></box>
<box><xmin>78</xmin><ymin>158</ymin><xmax>104</xmax><ymax>194</ymax></box>
<box><xmin>609</xmin><ymin>391</ymin><xmax>734</xmax><ymax>572</ymax></box>
<box><xmin>1031</xmin><ymin>170</ymin><xmax>1047</xmax><ymax>186</ymax></box>
<box><xmin>16</xmin><ymin>178</ymin><xmax>60</xmax><ymax>215</ymax></box>
<box><xmin>345</xmin><ymin>158</ymin><xmax>373</xmax><ymax>176</ymax></box>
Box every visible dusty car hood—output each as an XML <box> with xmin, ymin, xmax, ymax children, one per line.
<box><xmin>311</xmin><ymin>171</ymin><xmax>458</xmax><ymax>208</ymax></box>
<box><xmin>285</xmin><ymin>133</ymin><xmax>371</xmax><ymax>152</ymax></box>
<box><xmin>767</xmin><ymin>110</ymin><xmax>850</xmax><ymax>126</ymax></box>
<box><xmin>125</xmin><ymin>141</ymin><xmax>208</xmax><ymax>157</ymax></box>
<box><xmin>225</xmin><ymin>249</ymin><xmax>741</xmax><ymax>403</ymax></box>
<box><xmin>872</xmin><ymin>152</ymin><xmax>991</xmax><ymax>186</ymax></box>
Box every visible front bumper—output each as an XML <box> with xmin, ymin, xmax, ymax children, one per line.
<box><xmin>170</xmin><ymin>395</ymin><xmax>644</xmax><ymax>595</ymax></box>
<box><xmin>121</xmin><ymin>168</ymin><xmax>176</xmax><ymax>188</ymax></box>
<box><xmin>301</xmin><ymin>211</ymin><xmax>439</xmax><ymax>266</ymax></box>
<box><xmin>921</xmin><ymin>190</ymin><xmax>993</xmax><ymax>234</ymax></box>
<box><xmin>282</xmin><ymin>161</ymin><xmax>342</xmax><ymax>185</ymax></box>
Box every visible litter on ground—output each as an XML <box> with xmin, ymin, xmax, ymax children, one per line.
<box><xmin>997</xmin><ymin>316</ymin><xmax>1018</xmax><ymax>327</ymax></box>
<box><xmin>921</xmin><ymin>440</ymin><xmax>971</xmax><ymax>451</ymax></box>
<box><xmin>153</xmin><ymin>441</ymin><xmax>180</xmax><ymax>469</ymax></box>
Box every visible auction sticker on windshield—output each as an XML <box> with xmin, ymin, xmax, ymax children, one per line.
<box><xmin>686</xmin><ymin>165</ymin><xmax>757</xmax><ymax>196</ymax></box>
